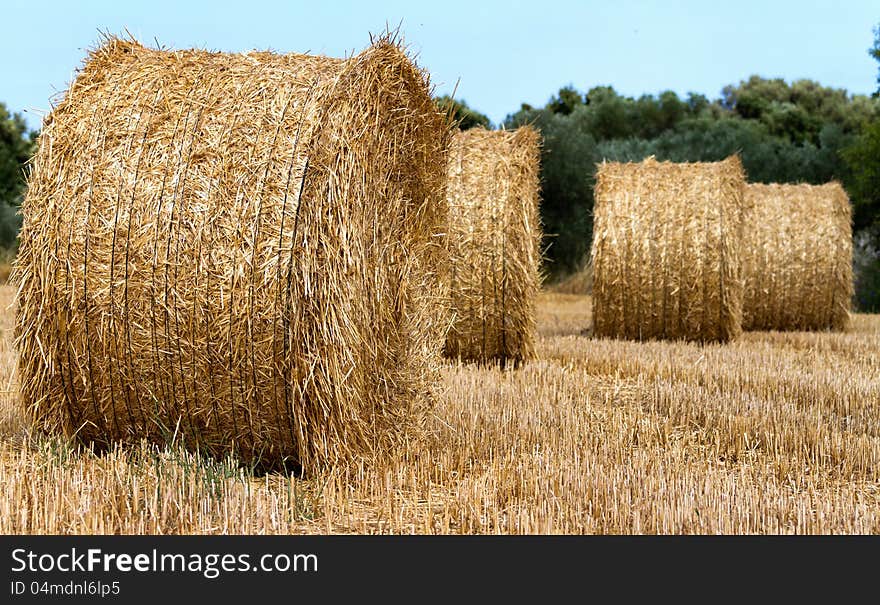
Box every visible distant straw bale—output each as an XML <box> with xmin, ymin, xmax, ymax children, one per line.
<box><xmin>443</xmin><ymin>127</ymin><xmax>542</xmax><ymax>363</ymax></box>
<box><xmin>14</xmin><ymin>35</ymin><xmax>451</xmax><ymax>471</ymax></box>
<box><xmin>742</xmin><ymin>182</ymin><xmax>853</xmax><ymax>331</ymax></box>
<box><xmin>591</xmin><ymin>156</ymin><xmax>746</xmax><ymax>342</ymax></box>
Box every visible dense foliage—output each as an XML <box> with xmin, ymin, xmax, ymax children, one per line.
<box><xmin>0</xmin><ymin>103</ymin><xmax>32</xmax><ymax>248</ymax></box>
<box><xmin>436</xmin><ymin>95</ymin><xmax>492</xmax><ymax>130</ymax></box>
<box><xmin>504</xmin><ymin>80</ymin><xmax>878</xmax><ymax>281</ymax></box>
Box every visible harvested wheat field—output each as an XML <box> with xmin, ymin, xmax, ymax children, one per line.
<box><xmin>2</xmin><ymin>284</ymin><xmax>879</xmax><ymax>534</ymax></box>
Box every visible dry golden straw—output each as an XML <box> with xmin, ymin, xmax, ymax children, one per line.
<box><xmin>591</xmin><ymin>156</ymin><xmax>746</xmax><ymax>342</ymax></box>
<box><xmin>443</xmin><ymin>127</ymin><xmax>542</xmax><ymax>363</ymax></box>
<box><xmin>741</xmin><ymin>182</ymin><xmax>853</xmax><ymax>331</ymax></box>
<box><xmin>14</xmin><ymin>35</ymin><xmax>451</xmax><ymax>472</ymax></box>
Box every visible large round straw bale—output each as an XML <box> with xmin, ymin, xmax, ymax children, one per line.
<box><xmin>591</xmin><ymin>156</ymin><xmax>746</xmax><ymax>342</ymax></box>
<box><xmin>443</xmin><ymin>127</ymin><xmax>542</xmax><ymax>363</ymax></box>
<box><xmin>741</xmin><ymin>182</ymin><xmax>853</xmax><ymax>331</ymax></box>
<box><xmin>14</xmin><ymin>36</ymin><xmax>450</xmax><ymax>471</ymax></box>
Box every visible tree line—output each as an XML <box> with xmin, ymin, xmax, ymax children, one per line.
<box><xmin>3</xmin><ymin>27</ymin><xmax>880</xmax><ymax>309</ymax></box>
<box><xmin>441</xmin><ymin>28</ymin><xmax>880</xmax><ymax>310</ymax></box>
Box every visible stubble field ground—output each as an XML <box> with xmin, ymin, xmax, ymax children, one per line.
<box><xmin>1</xmin><ymin>285</ymin><xmax>878</xmax><ymax>534</ymax></box>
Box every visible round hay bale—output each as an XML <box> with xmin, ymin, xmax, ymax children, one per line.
<box><xmin>443</xmin><ymin>127</ymin><xmax>543</xmax><ymax>364</ymax></box>
<box><xmin>14</xmin><ymin>36</ymin><xmax>451</xmax><ymax>471</ymax></box>
<box><xmin>742</xmin><ymin>182</ymin><xmax>853</xmax><ymax>331</ymax></box>
<box><xmin>591</xmin><ymin>156</ymin><xmax>746</xmax><ymax>342</ymax></box>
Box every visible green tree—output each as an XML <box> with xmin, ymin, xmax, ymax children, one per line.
<box><xmin>842</xmin><ymin>118</ymin><xmax>880</xmax><ymax>231</ymax></box>
<box><xmin>547</xmin><ymin>85</ymin><xmax>585</xmax><ymax>115</ymax></box>
<box><xmin>500</xmin><ymin>46</ymin><xmax>877</xmax><ymax>285</ymax></box>
<box><xmin>0</xmin><ymin>103</ymin><xmax>34</xmax><ymax>206</ymax></box>
<box><xmin>854</xmin><ymin>228</ymin><xmax>880</xmax><ymax>311</ymax></box>
<box><xmin>657</xmin><ymin>90</ymin><xmax>686</xmax><ymax>133</ymax></box>
<box><xmin>582</xmin><ymin>86</ymin><xmax>632</xmax><ymax>141</ymax></box>
<box><xmin>842</xmin><ymin>25</ymin><xmax>880</xmax><ymax>233</ymax></box>
<box><xmin>0</xmin><ymin>103</ymin><xmax>33</xmax><ymax>249</ymax></box>
<box><xmin>506</xmin><ymin>107</ymin><xmax>597</xmax><ymax>276</ymax></box>
<box><xmin>838</xmin><ymin>23</ymin><xmax>880</xmax><ymax>310</ymax></box>
<box><xmin>436</xmin><ymin>95</ymin><xmax>491</xmax><ymax>130</ymax></box>
<box><xmin>722</xmin><ymin>76</ymin><xmax>875</xmax><ymax>143</ymax></box>
<box><xmin>685</xmin><ymin>92</ymin><xmax>711</xmax><ymax>116</ymax></box>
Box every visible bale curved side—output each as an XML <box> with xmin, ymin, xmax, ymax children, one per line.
<box><xmin>443</xmin><ymin>127</ymin><xmax>542</xmax><ymax>363</ymax></box>
<box><xmin>742</xmin><ymin>182</ymin><xmax>853</xmax><ymax>331</ymax></box>
<box><xmin>591</xmin><ymin>156</ymin><xmax>746</xmax><ymax>342</ymax></box>
<box><xmin>14</xmin><ymin>36</ymin><xmax>450</xmax><ymax>471</ymax></box>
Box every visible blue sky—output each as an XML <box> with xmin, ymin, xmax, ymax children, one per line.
<box><xmin>2</xmin><ymin>0</ymin><xmax>878</xmax><ymax>131</ymax></box>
